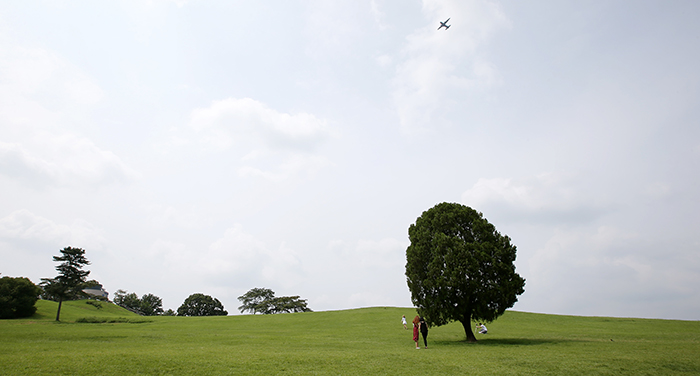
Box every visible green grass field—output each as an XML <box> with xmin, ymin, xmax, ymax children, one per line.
<box><xmin>1</xmin><ymin>300</ymin><xmax>698</xmax><ymax>375</ymax></box>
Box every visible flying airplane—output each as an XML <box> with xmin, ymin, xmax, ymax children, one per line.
<box><xmin>438</xmin><ymin>18</ymin><xmax>450</xmax><ymax>30</ymax></box>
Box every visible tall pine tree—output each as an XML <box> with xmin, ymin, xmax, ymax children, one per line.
<box><xmin>41</xmin><ymin>247</ymin><xmax>90</xmax><ymax>321</ymax></box>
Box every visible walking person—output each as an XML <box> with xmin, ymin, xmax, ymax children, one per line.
<box><xmin>412</xmin><ymin>315</ymin><xmax>421</xmax><ymax>349</ymax></box>
<box><xmin>419</xmin><ymin>317</ymin><xmax>429</xmax><ymax>348</ymax></box>
<box><xmin>402</xmin><ymin>315</ymin><xmax>407</xmax><ymax>329</ymax></box>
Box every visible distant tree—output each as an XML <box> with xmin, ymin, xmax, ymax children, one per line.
<box><xmin>113</xmin><ymin>290</ymin><xmax>164</xmax><ymax>316</ymax></box>
<box><xmin>237</xmin><ymin>287</ymin><xmax>275</xmax><ymax>314</ymax></box>
<box><xmin>177</xmin><ymin>293</ymin><xmax>228</xmax><ymax>316</ymax></box>
<box><xmin>237</xmin><ymin>288</ymin><xmax>312</xmax><ymax>314</ymax></box>
<box><xmin>405</xmin><ymin>203</ymin><xmax>525</xmax><ymax>342</ymax></box>
<box><xmin>40</xmin><ymin>247</ymin><xmax>91</xmax><ymax>321</ymax></box>
<box><xmin>0</xmin><ymin>276</ymin><xmax>42</xmax><ymax>319</ymax></box>
<box><xmin>267</xmin><ymin>296</ymin><xmax>312</xmax><ymax>314</ymax></box>
<box><xmin>162</xmin><ymin>309</ymin><xmax>176</xmax><ymax>316</ymax></box>
<box><xmin>140</xmin><ymin>293</ymin><xmax>164</xmax><ymax>316</ymax></box>
<box><xmin>113</xmin><ymin>289</ymin><xmax>143</xmax><ymax>314</ymax></box>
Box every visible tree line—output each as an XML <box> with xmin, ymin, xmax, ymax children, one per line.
<box><xmin>1</xmin><ymin>246</ymin><xmax>312</xmax><ymax>319</ymax></box>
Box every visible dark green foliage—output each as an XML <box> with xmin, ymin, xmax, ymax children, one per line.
<box><xmin>237</xmin><ymin>287</ymin><xmax>312</xmax><ymax>314</ymax></box>
<box><xmin>267</xmin><ymin>296</ymin><xmax>312</xmax><ymax>314</ymax></box>
<box><xmin>74</xmin><ymin>317</ymin><xmax>151</xmax><ymax>323</ymax></box>
<box><xmin>237</xmin><ymin>287</ymin><xmax>275</xmax><ymax>314</ymax></box>
<box><xmin>40</xmin><ymin>247</ymin><xmax>91</xmax><ymax>321</ymax></box>
<box><xmin>0</xmin><ymin>276</ymin><xmax>42</xmax><ymax>319</ymax></box>
<box><xmin>406</xmin><ymin>202</ymin><xmax>525</xmax><ymax>342</ymax></box>
<box><xmin>113</xmin><ymin>290</ymin><xmax>142</xmax><ymax>314</ymax></box>
<box><xmin>140</xmin><ymin>294</ymin><xmax>164</xmax><ymax>316</ymax></box>
<box><xmin>85</xmin><ymin>301</ymin><xmax>102</xmax><ymax>309</ymax></box>
<box><xmin>113</xmin><ymin>290</ymin><xmax>164</xmax><ymax>316</ymax></box>
<box><xmin>177</xmin><ymin>293</ymin><xmax>228</xmax><ymax>316</ymax></box>
<box><xmin>162</xmin><ymin>309</ymin><xmax>176</xmax><ymax>316</ymax></box>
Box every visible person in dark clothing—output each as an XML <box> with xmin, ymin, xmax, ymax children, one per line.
<box><xmin>419</xmin><ymin>317</ymin><xmax>429</xmax><ymax>348</ymax></box>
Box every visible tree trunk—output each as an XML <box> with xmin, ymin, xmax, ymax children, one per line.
<box><xmin>55</xmin><ymin>297</ymin><xmax>63</xmax><ymax>321</ymax></box>
<box><xmin>461</xmin><ymin>318</ymin><xmax>477</xmax><ymax>342</ymax></box>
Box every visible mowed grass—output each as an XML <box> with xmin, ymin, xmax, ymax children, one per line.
<box><xmin>1</xmin><ymin>301</ymin><xmax>698</xmax><ymax>375</ymax></box>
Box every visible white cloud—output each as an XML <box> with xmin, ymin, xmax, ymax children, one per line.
<box><xmin>461</xmin><ymin>173</ymin><xmax>606</xmax><ymax>225</ymax></box>
<box><xmin>0</xmin><ymin>137</ymin><xmax>138</xmax><ymax>187</ymax></box>
<box><xmin>189</xmin><ymin>97</ymin><xmax>333</xmax><ymax>181</ymax></box>
<box><xmin>315</xmin><ymin>237</ymin><xmax>410</xmax><ymax>310</ymax></box>
<box><xmin>355</xmin><ymin>238</ymin><xmax>407</xmax><ymax>268</ymax></box>
<box><xmin>303</xmin><ymin>1</ymin><xmax>368</xmax><ymax>59</ymax></box>
<box><xmin>238</xmin><ymin>153</ymin><xmax>332</xmax><ymax>182</ymax></box>
<box><xmin>393</xmin><ymin>0</ymin><xmax>509</xmax><ymax>133</ymax></box>
<box><xmin>0</xmin><ymin>38</ymin><xmax>103</xmax><ymax>108</ymax></box>
<box><xmin>0</xmin><ymin>209</ymin><xmax>106</xmax><ymax>250</ymax></box>
<box><xmin>0</xmin><ymin>35</ymin><xmax>136</xmax><ymax>187</ymax></box>
<box><xmin>190</xmin><ymin>97</ymin><xmax>331</xmax><ymax>150</ymax></box>
<box><xmin>376</xmin><ymin>54</ymin><xmax>393</xmax><ymax>68</ymax></box>
<box><xmin>147</xmin><ymin>224</ymin><xmax>304</xmax><ymax>289</ymax></box>
<box><xmin>521</xmin><ymin>225</ymin><xmax>700</xmax><ymax>319</ymax></box>
<box><xmin>370</xmin><ymin>0</ymin><xmax>389</xmax><ymax>31</ymax></box>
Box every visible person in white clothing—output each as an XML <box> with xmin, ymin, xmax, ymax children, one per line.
<box><xmin>401</xmin><ymin>315</ymin><xmax>407</xmax><ymax>329</ymax></box>
<box><xmin>476</xmin><ymin>323</ymin><xmax>487</xmax><ymax>334</ymax></box>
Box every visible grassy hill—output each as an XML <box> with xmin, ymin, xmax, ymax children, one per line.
<box><xmin>32</xmin><ymin>299</ymin><xmax>141</xmax><ymax>321</ymax></box>
<box><xmin>1</xmin><ymin>304</ymin><xmax>698</xmax><ymax>375</ymax></box>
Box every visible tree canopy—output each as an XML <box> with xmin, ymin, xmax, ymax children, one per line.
<box><xmin>0</xmin><ymin>276</ymin><xmax>42</xmax><ymax>319</ymax></box>
<box><xmin>113</xmin><ymin>290</ymin><xmax>142</xmax><ymax>313</ymax></box>
<box><xmin>140</xmin><ymin>293</ymin><xmax>165</xmax><ymax>316</ymax></box>
<box><xmin>237</xmin><ymin>287</ymin><xmax>275</xmax><ymax>314</ymax></box>
<box><xmin>237</xmin><ymin>288</ymin><xmax>312</xmax><ymax>314</ymax></box>
<box><xmin>266</xmin><ymin>296</ymin><xmax>312</xmax><ymax>314</ymax></box>
<box><xmin>40</xmin><ymin>247</ymin><xmax>91</xmax><ymax>321</ymax></box>
<box><xmin>405</xmin><ymin>202</ymin><xmax>525</xmax><ymax>342</ymax></box>
<box><xmin>177</xmin><ymin>293</ymin><xmax>228</xmax><ymax>316</ymax></box>
<box><xmin>113</xmin><ymin>290</ymin><xmax>164</xmax><ymax>316</ymax></box>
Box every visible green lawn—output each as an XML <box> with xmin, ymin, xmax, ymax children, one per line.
<box><xmin>1</xmin><ymin>300</ymin><xmax>698</xmax><ymax>375</ymax></box>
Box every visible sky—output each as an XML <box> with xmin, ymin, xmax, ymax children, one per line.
<box><xmin>1</xmin><ymin>0</ymin><xmax>699</xmax><ymax>320</ymax></box>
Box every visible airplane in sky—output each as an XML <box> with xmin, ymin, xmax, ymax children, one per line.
<box><xmin>438</xmin><ymin>18</ymin><xmax>451</xmax><ymax>30</ymax></box>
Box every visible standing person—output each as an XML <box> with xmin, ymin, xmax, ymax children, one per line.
<box><xmin>412</xmin><ymin>315</ymin><xmax>421</xmax><ymax>349</ymax></box>
<box><xmin>419</xmin><ymin>317</ymin><xmax>429</xmax><ymax>348</ymax></box>
<box><xmin>402</xmin><ymin>315</ymin><xmax>407</xmax><ymax>329</ymax></box>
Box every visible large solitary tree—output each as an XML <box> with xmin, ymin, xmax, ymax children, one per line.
<box><xmin>405</xmin><ymin>203</ymin><xmax>525</xmax><ymax>342</ymax></box>
<box><xmin>41</xmin><ymin>247</ymin><xmax>91</xmax><ymax>321</ymax></box>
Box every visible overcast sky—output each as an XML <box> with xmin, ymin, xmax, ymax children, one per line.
<box><xmin>1</xmin><ymin>0</ymin><xmax>698</xmax><ymax>320</ymax></box>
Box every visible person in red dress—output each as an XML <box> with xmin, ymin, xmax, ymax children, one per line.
<box><xmin>412</xmin><ymin>315</ymin><xmax>421</xmax><ymax>349</ymax></box>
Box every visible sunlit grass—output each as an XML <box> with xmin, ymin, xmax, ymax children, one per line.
<box><xmin>0</xmin><ymin>301</ymin><xmax>698</xmax><ymax>375</ymax></box>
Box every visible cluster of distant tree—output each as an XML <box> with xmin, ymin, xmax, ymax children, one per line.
<box><xmin>113</xmin><ymin>290</ymin><xmax>165</xmax><ymax>316</ymax></box>
<box><xmin>0</xmin><ymin>247</ymin><xmax>313</xmax><ymax>320</ymax></box>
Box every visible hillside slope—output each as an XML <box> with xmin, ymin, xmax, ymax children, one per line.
<box><xmin>32</xmin><ymin>299</ymin><xmax>140</xmax><ymax>321</ymax></box>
